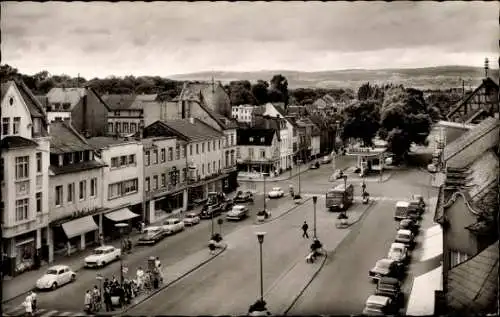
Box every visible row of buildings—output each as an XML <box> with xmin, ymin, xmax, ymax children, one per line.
<box><xmin>1</xmin><ymin>79</ymin><xmax>330</xmax><ymax>277</ymax></box>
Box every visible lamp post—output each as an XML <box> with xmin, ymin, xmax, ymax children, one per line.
<box><xmin>262</xmin><ymin>172</ymin><xmax>269</xmax><ymax>214</ymax></box>
<box><xmin>115</xmin><ymin>222</ymin><xmax>128</xmax><ymax>285</ymax></box>
<box><xmin>297</xmin><ymin>159</ymin><xmax>303</xmax><ymax>196</ymax></box>
<box><xmin>255</xmin><ymin>232</ymin><xmax>266</xmax><ymax>303</ymax></box>
<box><xmin>217</xmin><ymin>218</ymin><xmax>224</xmax><ymax>236</ymax></box>
<box><xmin>313</xmin><ymin>196</ymin><xmax>318</xmax><ymax>239</ymax></box>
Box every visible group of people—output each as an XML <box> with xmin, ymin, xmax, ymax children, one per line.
<box><xmin>22</xmin><ymin>291</ymin><xmax>37</xmax><ymax>316</ymax></box>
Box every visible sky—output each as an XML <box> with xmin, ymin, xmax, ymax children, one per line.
<box><xmin>1</xmin><ymin>1</ymin><xmax>498</xmax><ymax>78</ymax></box>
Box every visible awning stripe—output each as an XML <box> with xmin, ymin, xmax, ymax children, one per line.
<box><xmin>105</xmin><ymin>208</ymin><xmax>139</xmax><ymax>222</ymax></box>
<box><xmin>62</xmin><ymin>216</ymin><xmax>98</xmax><ymax>239</ymax></box>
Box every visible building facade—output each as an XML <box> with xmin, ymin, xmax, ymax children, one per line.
<box><xmin>236</xmin><ymin>129</ymin><xmax>280</xmax><ymax>175</ymax></box>
<box><xmin>1</xmin><ymin>81</ymin><xmax>51</xmax><ymax>277</ymax></box>
<box><xmin>263</xmin><ymin>102</ymin><xmax>296</xmax><ymax>169</ymax></box>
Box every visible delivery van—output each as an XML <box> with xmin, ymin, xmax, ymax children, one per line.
<box><xmin>394</xmin><ymin>201</ymin><xmax>410</xmax><ymax>220</ymax></box>
<box><xmin>326</xmin><ymin>184</ymin><xmax>354</xmax><ymax>212</ymax></box>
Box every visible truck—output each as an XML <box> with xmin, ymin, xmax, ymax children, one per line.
<box><xmin>199</xmin><ymin>192</ymin><xmax>233</xmax><ymax>219</ymax></box>
<box><xmin>326</xmin><ymin>183</ymin><xmax>354</xmax><ymax>212</ymax></box>
<box><xmin>394</xmin><ymin>201</ymin><xmax>410</xmax><ymax>220</ymax></box>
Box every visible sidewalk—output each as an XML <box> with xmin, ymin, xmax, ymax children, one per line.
<box><xmin>237</xmin><ymin>164</ymin><xmax>311</xmax><ymax>182</ymax></box>
<box><xmin>254</xmin><ymin>197</ymin><xmax>313</xmax><ymax>225</ymax></box>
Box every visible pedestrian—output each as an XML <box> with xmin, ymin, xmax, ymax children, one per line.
<box><xmin>302</xmin><ymin>221</ymin><xmax>309</xmax><ymax>238</ymax></box>
<box><xmin>103</xmin><ymin>287</ymin><xmax>113</xmax><ymax>312</ymax></box>
<box><xmin>103</xmin><ymin>277</ymin><xmax>109</xmax><ymax>290</ymax></box>
<box><xmin>154</xmin><ymin>257</ymin><xmax>161</xmax><ymax>269</ymax></box>
<box><xmin>23</xmin><ymin>295</ymin><xmax>32</xmax><ymax>316</ymax></box>
<box><xmin>127</xmin><ymin>238</ymin><xmax>132</xmax><ymax>254</ymax></box>
<box><xmin>30</xmin><ymin>291</ymin><xmax>37</xmax><ymax>312</ymax></box>
<box><xmin>136</xmin><ymin>266</ymin><xmax>144</xmax><ymax>291</ymax></box>
<box><xmin>84</xmin><ymin>290</ymin><xmax>92</xmax><ymax>312</ymax></box>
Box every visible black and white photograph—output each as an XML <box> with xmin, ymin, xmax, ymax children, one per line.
<box><xmin>1</xmin><ymin>1</ymin><xmax>499</xmax><ymax>316</ymax></box>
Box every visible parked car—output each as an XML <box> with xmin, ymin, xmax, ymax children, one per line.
<box><xmin>395</xmin><ymin>229</ymin><xmax>415</xmax><ymax>249</ymax></box>
<box><xmin>162</xmin><ymin>218</ymin><xmax>185</xmax><ymax>235</ymax></box>
<box><xmin>332</xmin><ymin>169</ymin><xmax>344</xmax><ymax>180</ymax></box>
<box><xmin>199</xmin><ymin>204</ymin><xmax>222</xmax><ymax>219</ymax></box>
<box><xmin>221</xmin><ymin>198</ymin><xmax>234</xmax><ymax>211</ymax></box>
<box><xmin>322</xmin><ymin>155</ymin><xmax>332</xmax><ymax>164</ymax></box>
<box><xmin>427</xmin><ymin>163</ymin><xmax>437</xmax><ymax>173</ymax></box>
<box><xmin>84</xmin><ymin>245</ymin><xmax>121</xmax><ymax>268</ymax></box>
<box><xmin>226</xmin><ymin>205</ymin><xmax>249</xmax><ymax>221</ymax></box>
<box><xmin>137</xmin><ymin>226</ymin><xmax>167</xmax><ymax>245</ymax></box>
<box><xmin>375</xmin><ymin>277</ymin><xmax>404</xmax><ymax>308</ymax></box>
<box><xmin>387</xmin><ymin>242</ymin><xmax>410</xmax><ymax>264</ymax></box>
<box><xmin>234</xmin><ymin>191</ymin><xmax>254</xmax><ymax>203</ymax></box>
<box><xmin>183</xmin><ymin>213</ymin><xmax>200</xmax><ymax>226</ymax></box>
<box><xmin>36</xmin><ymin>265</ymin><xmax>76</xmax><ymax>290</ymax></box>
<box><xmin>309</xmin><ymin>162</ymin><xmax>319</xmax><ymax>169</ymax></box>
<box><xmin>398</xmin><ymin>218</ymin><xmax>419</xmax><ymax>235</ymax></box>
<box><xmin>369</xmin><ymin>258</ymin><xmax>404</xmax><ymax>282</ymax></box>
<box><xmin>268</xmin><ymin>187</ymin><xmax>284</xmax><ymax>198</ymax></box>
<box><xmin>362</xmin><ymin>295</ymin><xmax>395</xmax><ymax>316</ymax></box>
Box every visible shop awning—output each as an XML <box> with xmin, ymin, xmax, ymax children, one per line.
<box><xmin>406</xmin><ymin>265</ymin><xmax>443</xmax><ymax>316</ymax></box>
<box><xmin>420</xmin><ymin>224</ymin><xmax>443</xmax><ymax>262</ymax></box>
<box><xmin>62</xmin><ymin>216</ymin><xmax>98</xmax><ymax>239</ymax></box>
<box><xmin>105</xmin><ymin>208</ymin><xmax>139</xmax><ymax>222</ymax></box>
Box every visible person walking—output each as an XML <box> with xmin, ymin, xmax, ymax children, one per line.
<box><xmin>23</xmin><ymin>294</ymin><xmax>33</xmax><ymax>316</ymax></box>
<box><xmin>30</xmin><ymin>291</ymin><xmax>37</xmax><ymax>312</ymax></box>
<box><xmin>136</xmin><ymin>266</ymin><xmax>144</xmax><ymax>291</ymax></box>
<box><xmin>103</xmin><ymin>287</ymin><xmax>113</xmax><ymax>312</ymax></box>
<box><xmin>302</xmin><ymin>221</ymin><xmax>309</xmax><ymax>238</ymax></box>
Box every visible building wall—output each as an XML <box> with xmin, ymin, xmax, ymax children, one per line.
<box><xmin>100</xmin><ymin>142</ymin><xmax>144</xmax><ymax>209</ymax></box>
<box><xmin>311</xmin><ymin>135</ymin><xmax>321</xmax><ymax>156</ymax></box>
<box><xmin>232</xmin><ymin>105</ymin><xmax>254</xmax><ymax>123</ymax></box>
<box><xmin>239</xmin><ymin>135</ymin><xmax>280</xmax><ymax>162</ymax></box>
<box><xmin>71</xmin><ymin>90</ymin><xmax>109</xmax><ymax>137</ymax></box>
<box><xmin>1</xmin><ymin>84</ymin><xmax>34</xmax><ymax>140</ymax></box>
<box><xmin>223</xmin><ymin>128</ymin><xmax>237</xmax><ymax>168</ymax></box>
<box><xmin>47</xmin><ymin>112</ymin><xmax>71</xmax><ymax>123</ymax></box>
<box><xmin>189</xmin><ymin>102</ymin><xmax>223</xmax><ymax>132</ymax></box>
<box><xmin>107</xmin><ymin>109</ymin><xmax>144</xmax><ymax>135</ymax></box>
<box><xmin>444</xmin><ymin>196</ymin><xmax>480</xmax><ymax>257</ymax></box>
<box><xmin>264</xmin><ymin>103</ymin><xmax>295</xmax><ymax>166</ymax></box>
<box><xmin>48</xmin><ymin>168</ymin><xmax>103</xmax><ymax>222</ymax></box>
<box><xmin>203</xmin><ymin>83</ymin><xmax>232</xmax><ymax>117</ymax></box>
<box><xmin>447</xmin><ymin>125</ymin><xmax>499</xmax><ymax>169</ymax></box>
<box><xmin>187</xmin><ymin>137</ymin><xmax>225</xmax><ymax>179</ymax></box>
<box><xmin>142</xmin><ymin>102</ymin><xmax>162</xmax><ymax>127</ymax></box>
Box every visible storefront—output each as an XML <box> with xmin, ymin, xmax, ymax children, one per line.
<box><xmin>2</xmin><ymin>229</ymin><xmax>48</xmax><ymax>277</ymax></box>
<box><xmin>223</xmin><ymin>170</ymin><xmax>239</xmax><ymax>193</ymax></box>
<box><xmin>52</xmin><ymin>216</ymin><xmax>100</xmax><ymax>257</ymax></box>
<box><xmin>103</xmin><ymin>207</ymin><xmax>140</xmax><ymax>240</ymax></box>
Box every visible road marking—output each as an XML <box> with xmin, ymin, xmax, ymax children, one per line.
<box><xmin>57</xmin><ymin>312</ymin><xmax>75</xmax><ymax>316</ymax></box>
<box><xmin>39</xmin><ymin>310</ymin><xmax>60</xmax><ymax>317</ymax></box>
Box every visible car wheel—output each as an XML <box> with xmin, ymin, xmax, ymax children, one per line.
<box><xmin>51</xmin><ymin>282</ymin><xmax>58</xmax><ymax>290</ymax></box>
<box><xmin>70</xmin><ymin>274</ymin><xmax>76</xmax><ymax>282</ymax></box>
<box><xmin>101</xmin><ymin>261</ymin><xmax>106</xmax><ymax>267</ymax></box>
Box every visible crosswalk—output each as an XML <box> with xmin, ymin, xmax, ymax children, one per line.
<box><xmin>3</xmin><ymin>305</ymin><xmax>89</xmax><ymax>317</ymax></box>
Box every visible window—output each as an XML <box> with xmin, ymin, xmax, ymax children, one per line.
<box><xmin>202</xmin><ymin>143</ymin><xmax>205</xmax><ymax>153</ymax></box>
<box><xmin>67</xmin><ymin>183</ymin><xmax>74</xmax><ymax>203</ymax></box>
<box><xmin>249</xmin><ymin>148</ymin><xmax>254</xmax><ymax>158</ymax></box>
<box><xmin>207</xmin><ymin>142</ymin><xmax>210</xmax><ymax>152</ymax></box>
<box><xmin>202</xmin><ymin>164</ymin><xmax>205</xmax><ymax>175</ymax></box>
<box><xmin>153</xmin><ymin>149</ymin><xmax>158</xmax><ymax>164</ymax></box>
<box><xmin>208</xmin><ymin>163</ymin><xmax>211</xmax><ymax>174</ymax></box>
<box><xmin>123</xmin><ymin>122</ymin><xmax>129</xmax><ymax>133</ymax></box>
<box><xmin>13</xmin><ymin>117</ymin><xmax>20</xmax><ymax>134</ymax></box>
<box><xmin>36</xmin><ymin>152</ymin><xmax>42</xmax><ymax>173</ymax></box>
<box><xmin>108</xmin><ymin>122</ymin><xmax>113</xmax><ymax>133</ymax></box>
<box><xmin>16</xmin><ymin>198</ymin><xmax>29</xmax><ymax>221</ymax></box>
<box><xmin>90</xmin><ymin>178</ymin><xmax>97</xmax><ymax>197</ymax></box>
<box><xmin>161</xmin><ymin>149</ymin><xmax>166</xmax><ymax>162</ymax></box>
<box><xmin>79</xmin><ymin>180</ymin><xmax>86</xmax><ymax>200</ymax></box>
<box><xmin>196</xmin><ymin>144</ymin><xmax>199</xmax><ymax>154</ymax></box>
<box><xmin>130</xmin><ymin>123</ymin><xmax>137</xmax><ymax>133</ymax></box>
<box><xmin>175</xmin><ymin>145</ymin><xmax>180</xmax><ymax>159</ymax></box>
<box><xmin>111</xmin><ymin>157</ymin><xmax>119</xmax><ymax>168</ymax></box>
<box><xmin>114</xmin><ymin>111</ymin><xmax>120</xmax><ymax>116</ymax></box>
<box><xmin>231</xmin><ymin>135</ymin><xmax>234</xmax><ymax>145</ymax></box>
<box><xmin>128</xmin><ymin>154</ymin><xmax>135</xmax><ymax>165</ymax></box>
<box><xmin>161</xmin><ymin>173</ymin><xmax>166</xmax><ymax>187</ymax></box>
<box><xmin>450</xmin><ymin>251</ymin><xmax>469</xmax><ymax>268</ymax></box>
<box><xmin>36</xmin><ymin>193</ymin><xmax>42</xmax><ymax>213</ymax></box>
<box><xmin>120</xmin><ymin>155</ymin><xmax>127</xmax><ymax>166</ymax></box>
<box><xmin>213</xmin><ymin>161</ymin><xmax>216</xmax><ymax>172</ymax></box>
<box><xmin>108</xmin><ymin>183</ymin><xmax>121</xmax><ymax>199</ymax></box>
<box><xmin>213</xmin><ymin>140</ymin><xmax>216</xmax><ymax>151</ymax></box>
<box><xmin>115</xmin><ymin>122</ymin><xmax>121</xmax><ymax>133</ymax></box>
<box><xmin>123</xmin><ymin>179</ymin><xmax>138</xmax><ymax>194</ymax></box>
<box><xmin>108</xmin><ymin>179</ymin><xmax>138</xmax><ymax>199</ymax></box>
<box><xmin>236</xmin><ymin>148</ymin><xmax>241</xmax><ymax>158</ymax></box>
<box><xmin>182</xmin><ymin>145</ymin><xmax>186</xmax><ymax>158</ymax></box>
<box><xmin>15</xmin><ymin>156</ymin><xmax>29</xmax><ymax>179</ymax></box>
<box><xmin>145</xmin><ymin>151</ymin><xmax>150</xmax><ymax>166</ymax></box>
<box><xmin>77</xmin><ymin>151</ymin><xmax>84</xmax><ymax>162</ymax></box>
<box><xmin>189</xmin><ymin>145</ymin><xmax>193</xmax><ymax>156</ymax></box>
<box><xmin>168</xmin><ymin>147</ymin><xmax>173</xmax><ymax>161</ymax></box>
<box><xmin>153</xmin><ymin>175</ymin><xmax>158</xmax><ymax>190</ymax></box>
<box><xmin>55</xmin><ymin>185</ymin><xmax>63</xmax><ymax>206</ymax></box>
<box><xmin>261</xmin><ymin>150</ymin><xmax>265</xmax><ymax>158</ymax></box>
<box><xmin>2</xmin><ymin>117</ymin><xmax>10</xmax><ymax>135</ymax></box>
<box><xmin>218</xmin><ymin>140</ymin><xmax>221</xmax><ymax>149</ymax></box>
<box><xmin>145</xmin><ymin>177</ymin><xmax>150</xmax><ymax>192</ymax></box>
<box><xmin>260</xmin><ymin>137</ymin><xmax>265</xmax><ymax>143</ymax></box>
<box><xmin>249</xmin><ymin>137</ymin><xmax>254</xmax><ymax>142</ymax></box>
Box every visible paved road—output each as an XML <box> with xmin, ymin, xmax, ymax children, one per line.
<box><xmin>126</xmin><ymin>194</ymin><xmax>369</xmax><ymax>316</ymax></box>
<box><xmin>2</xmin><ymin>194</ymin><xmax>283</xmax><ymax>314</ymax></box>
<box><xmin>288</xmin><ymin>168</ymin><xmax>434</xmax><ymax>315</ymax></box>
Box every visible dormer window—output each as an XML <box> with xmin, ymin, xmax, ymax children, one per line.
<box><xmin>63</xmin><ymin>103</ymin><xmax>71</xmax><ymax>110</ymax></box>
<box><xmin>78</xmin><ymin>151</ymin><xmax>84</xmax><ymax>162</ymax></box>
<box><xmin>260</xmin><ymin>137</ymin><xmax>265</xmax><ymax>142</ymax></box>
<box><xmin>249</xmin><ymin>137</ymin><xmax>254</xmax><ymax>142</ymax></box>
<box><xmin>58</xmin><ymin>154</ymin><xmax>64</xmax><ymax>167</ymax></box>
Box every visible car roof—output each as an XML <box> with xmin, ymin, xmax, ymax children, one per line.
<box><xmin>272</xmin><ymin>187</ymin><xmax>281</xmax><ymax>190</ymax></box>
<box><xmin>400</xmin><ymin>218</ymin><xmax>412</xmax><ymax>224</ymax></box>
<box><xmin>95</xmin><ymin>245</ymin><xmax>114</xmax><ymax>250</ymax></box>
<box><xmin>378</xmin><ymin>277</ymin><xmax>400</xmax><ymax>285</ymax></box>
<box><xmin>48</xmin><ymin>265</ymin><xmax>69</xmax><ymax>270</ymax></box>
<box><xmin>367</xmin><ymin>295</ymin><xmax>391</xmax><ymax>305</ymax></box>
<box><xmin>377</xmin><ymin>258</ymin><xmax>394</xmax><ymax>265</ymax></box>
<box><xmin>397</xmin><ymin>229</ymin><xmax>412</xmax><ymax>235</ymax></box>
<box><xmin>166</xmin><ymin>218</ymin><xmax>180</xmax><ymax>222</ymax></box>
<box><xmin>186</xmin><ymin>213</ymin><xmax>198</xmax><ymax>216</ymax></box>
<box><xmin>396</xmin><ymin>201</ymin><xmax>409</xmax><ymax>207</ymax></box>
<box><xmin>144</xmin><ymin>226</ymin><xmax>161</xmax><ymax>230</ymax></box>
<box><xmin>391</xmin><ymin>242</ymin><xmax>406</xmax><ymax>249</ymax></box>
<box><xmin>233</xmin><ymin>205</ymin><xmax>246</xmax><ymax>209</ymax></box>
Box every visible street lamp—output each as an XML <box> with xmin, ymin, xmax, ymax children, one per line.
<box><xmin>255</xmin><ymin>232</ymin><xmax>266</xmax><ymax>303</ymax></box>
<box><xmin>217</xmin><ymin>218</ymin><xmax>224</xmax><ymax>236</ymax></box>
<box><xmin>313</xmin><ymin>196</ymin><xmax>318</xmax><ymax>239</ymax></box>
<box><xmin>115</xmin><ymin>222</ymin><xmax>128</xmax><ymax>285</ymax></box>
<box><xmin>297</xmin><ymin>159</ymin><xmax>303</xmax><ymax>196</ymax></box>
<box><xmin>262</xmin><ymin>172</ymin><xmax>269</xmax><ymax>214</ymax></box>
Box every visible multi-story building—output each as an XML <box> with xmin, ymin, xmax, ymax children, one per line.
<box><xmin>263</xmin><ymin>102</ymin><xmax>296</xmax><ymax>169</ymax></box>
<box><xmin>1</xmin><ymin>80</ymin><xmax>51</xmax><ymax>277</ymax></box>
<box><xmin>231</xmin><ymin>105</ymin><xmax>264</xmax><ymax>123</ymax></box>
<box><xmin>87</xmin><ymin>136</ymin><xmax>143</xmax><ymax>237</ymax></box>
<box><xmin>236</xmin><ymin>128</ymin><xmax>280</xmax><ymax>176</ymax></box>
<box><xmin>47</xmin><ymin>120</ymin><xmax>106</xmax><ymax>261</ymax></box>
<box><xmin>140</xmin><ymin>136</ymin><xmax>188</xmax><ymax>224</ymax></box>
<box><xmin>143</xmin><ymin>118</ymin><xmax>226</xmax><ymax>204</ymax></box>
<box><xmin>174</xmin><ymin>81</ymin><xmax>232</xmax><ymax>118</ymax></box>
<box><xmin>39</xmin><ymin>87</ymin><xmax>110</xmax><ymax>137</ymax></box>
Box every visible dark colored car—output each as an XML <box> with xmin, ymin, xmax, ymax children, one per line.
<box><xmin>369</xmin><ymin>258</ymin><xmax>404</xmax><ymax>282</ymax></box>
<box><xmin>375</xmin><ymin>277</ymin><xmax>404</xmax><ymax>308</ymax></box>
<box><xmin>199</xmin><ymin>204</ymin><xmax>222</xmax><ymax>219</ymax></box>
<box><xmin>137</xmin><ymin>227</ymin><xmax>167</xmax><ymax>245</ymax></box>
<box><xmin>234</xmin><ymin>191</ymin><xmax>254</xmax><ymax>203</ymax></box>
<box><xmin>398</xmin><ymin>218</ymin><xmax>419</xmax><ymax>235</ymax></box>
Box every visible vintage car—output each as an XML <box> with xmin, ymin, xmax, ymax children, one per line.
<box><xmin>369</xmin><ymin>258</ymin><xmax>404</xmax><ymax>282</ymax></box>
<box><xmin>137</xmin><ymin>226</ymin><xmax>168</xmax><ymax>245</ymax></box>
<box><xmin>398</xmin><ymin>218</ymin><xmax>419</xmax><ymax>235</ymax></box>
<box><xmin>84</xmin><ymin>245</ymin><xmax>121</xmax><ymax>268</ymax></box>
<box><xmin>36</xmin><ymin>265</ymin><xmax>76</xmax><ymax>290</ymax></box>
<box><xmin>268</xmin><ymin>187</ymin><xmax>284</xmax><ymax>199</ymax></box>
<box><xmin>199</xmin><ymin>204</ymin><xmax>223</xmax><ymax>219</ymax></box>
<box><xmin>162</xmin><ymin>218</ymin><xmax>185</xmax><ymax>235</ymax></box>
<box><xmin>234</xmin><ymin>191</ymin><xmax>254</xmax><ymax>203</ymax></box>
<box><xmin>183</xmin><ymin>213</ymin><xmax>201</xmax><ymax>226</ymax></box>
<box><xmin>226</xmin><ymin>205</ymin><xmax>249</xmax><ymax>221</ymax></box>
<box><xmin>395</xmin><ymin>229</ymin><xmax>415</xmax><ymax>249</ymax></box>
<box><xmin>362</xmin><ymin>295</ymin><xmax>395</xmax><ymax>316</ymax></box>
<box><xmin>387</xmin><ymin>242</ymin><xmax>410</xmax><ymax>264</ymax></box>
<box><xmin>375</xmin><ymin>277</ymin><xmax>404</xmax><ymax>308</ymax></box>
<box><xmin>322</xmin><ymin>155</ymin><xmax>332</xmax><ymax>164</ymax></box>
<box><xmin>331</xmin><ymin>169</ymin><xmax>344</xmax><ymax>180</ymax></box>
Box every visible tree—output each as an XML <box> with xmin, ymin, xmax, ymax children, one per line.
<box><xmin>270</xmin><ymin>74</ymin><xmax>289</xmax><ymax>107</ymax></box>
<box><xmin>341</xmin><ymin>99</ymin><xmax>381</xmax><ymax>147</ymax></box>
<box><xmin>357</xmin><ymin>82</ymin><xmax>374</xmax><ymax>101</ymax></box>
<box><xmin>251</xmin><ymin>80</ymin><xmax>269</xmax><ymax>105</ymax></box>
<box><xmin>228</xmin><ymin>80</ymin><xmax>256</xmax><ymax>106</ymax></box>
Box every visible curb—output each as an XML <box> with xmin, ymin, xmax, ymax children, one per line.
<box><xmin>112</xmin><ymin>243</ymin><xmax>228</xmax><ymax>316</ymax></box>
<box><xmin>283</xmin><ymin>251</ymin><xmax>328</xmax><ymax>315</ymax></box>
<box><xmin>343</xmin><ymin>200</ymin><xmax>376</xmax><ymax>228</ymax></box>
<box><xmin>255</xmin><ymin>197</ymin><xmax>313</xmax><ymax>225</ymax></box>
<box><xmin>237</xmin><ymin>166</ymin><xmax>311</xmax><ymax>182</ymax></box>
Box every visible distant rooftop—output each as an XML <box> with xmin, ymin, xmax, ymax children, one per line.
<box><xmin>87</xmin><ymin>136</ymin><xmax>140</xmax><ymax>149</ymax></box>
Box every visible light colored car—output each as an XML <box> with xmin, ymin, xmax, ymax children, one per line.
<box><xmin>162</xmin><ymin>218</ymin><xmax>185</xmax><ymax>235</ymax></box>
<box><xmin>395</xmin><ymin>229</ymin><xmax>415</xmax><ymax>248</ymax></box>
<box><xmin>369</xmin><ymin>258</ymin><xmax>403</xmax><ymax>281</ymax></box>
<box><xmin>84</xmin><ymin>245</ymin><xmax>121</xmax><ymax>268</ymax></box>
<box><xmin>322</xmin><ymin>155</ymin><xmax>332</xmax><ymax>164</ymax></box>
<box><xmin>387</xmin><ymin>242</ymin><xmax>410</xmax><ymax>264</ymax></box>
<box><xmin>183</xmin><ymin>213</ymin><xmax>200</xmax><ymax>226</ymax></box>
<box><xmin>226</xmin><ymin>205</ymin><xmax>249</xmax><ymax>221</ymax></box>
<box><xmin>36</xmin><ymin>265</ymin><xmax>76</xmax><ymax>290</ymax></box>
<box><xmin>268</xmin><ymin>187</ymin><xmax>284</xmax><ymax>198</ymax></box>
<box><xmin>427</xmin><ymin>163</ymin><xmax>437</xmax><ymax>173</ymax></box>
<box><xmin>362</xmin><ymin>295</ymin><xmax>394</xmax><ymax>316</ymax></box>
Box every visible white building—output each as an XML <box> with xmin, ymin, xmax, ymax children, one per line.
<box><xmin>1</xmin><ymin>81</ymin><xmax>51</xmax><ymax>277</ymax></box>
<box><xmin>232</xmin><ymin>105</ymin><xmax>260</xmax><ymax>123</ymax></box>
<box><xmin>263</xmin><ymin>103</ymin><xmax>296</xmax><ymax>169</ymax></box>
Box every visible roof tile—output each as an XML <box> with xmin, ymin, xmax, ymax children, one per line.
<box><xmin>160</xmin><ymin>119</ymin><xmax>223</xmax><ymax>141</ymax></box>
<box><xmin>49</xmin><ymin>121</ymin><xmax>95</xmax><ymax>154</ymax></box>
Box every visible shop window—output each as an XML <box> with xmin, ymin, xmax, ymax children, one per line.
<box><xmin>130</xmin><ymin>123</ymin><xmax>137</xmax><ymax>133</ymax></box>
<box><xmin>108</xmin><ymin>122</ymin><xmax>113</xmax><ymax>133</ymax></box>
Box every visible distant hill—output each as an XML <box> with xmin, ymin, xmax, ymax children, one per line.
<box><xmin>169</xmin><ymin>66</ymin><xmax>499</xmax><ymax>90</ymax></box>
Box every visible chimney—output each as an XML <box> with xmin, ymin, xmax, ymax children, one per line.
<box><xmin>82</xmin><ymin>92</ymin><xmax>88</xmax><ymax>132</ymax></box>
<box><xmin>189</xmin><ymin>117</ymin><xmax>195</xmax><ymax>124</ymax></box>
<box><xmin>484</xmin><ymin>57</ymin><xmax>489</xmax><ymax>78</ymax></box>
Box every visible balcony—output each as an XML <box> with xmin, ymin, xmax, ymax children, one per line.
<box><xmin>16</xmin><ymin>180</ymin><xmax>30</xmax><ymax>197</ymax></box>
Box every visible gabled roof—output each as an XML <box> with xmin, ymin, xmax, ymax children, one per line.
<box><xmin>101</xmin><ymin>94</ymin><xmax>137</xmax><ymax>110</ymax></box>
<box><xmin>237</xmin><ymin>129</ymin><xmax>277</xmax><ymax>146</ymax></box>
<box><xmin>49</xmin><ymin>121</ymin><xmax>95</xmax><ymax>154</ymax></box>
<box><xmin>153</xmin><ymin>119</ymin><xmax>223</xmax><ymax>142</ymax></box>
<box><xmin>129</xmin><ymin>94</ymin><xmax>160</xmax><ymax>110</ymax></box>
<box><xmin>252</xmin><ymin>115</ymin><xmax>285</xmax><ymax>131</ymax></box>
<box><xmin>446</xmin><ymin>240</ymin><xmax>498</xmax><ymax>315</ymax></box>
<box><xmin>0</xmin><ymin>136</ymin><xmax>38</xmax><ymax>149</ymax></box>
<box><xmin>447</xmin><ymin>77</ymin><xmax>499</xmax><ymax>120</ymax></box>
<box><xmin>47</xmin><ymin>87</ymin><xmax>86</xmax><ymax>111</ymax></box>
<box><xmin>35</xmin><ymin>95</ymin><xmax>50</xmax><ymax>109</ymax></box>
